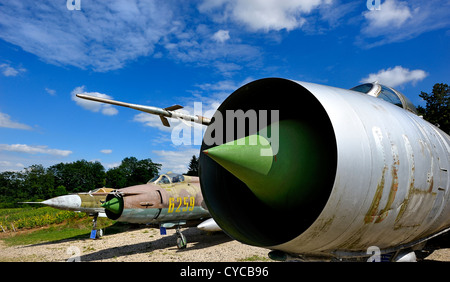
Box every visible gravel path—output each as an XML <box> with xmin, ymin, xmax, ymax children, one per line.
<box><xmin>1</xmin><ymin>225</ymin><xmax>449</xmax><ymax>262</ymax></box>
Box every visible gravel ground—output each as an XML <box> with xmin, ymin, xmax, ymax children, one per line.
<box><xmin>1</xmin><ymin>225</ymin><xmax>449</xmax><ymax>262</ymax></box>
<box><xmin>0</xmin><ymin>226</ymin><xmax>270</xmax><ymax>262</ymax></box>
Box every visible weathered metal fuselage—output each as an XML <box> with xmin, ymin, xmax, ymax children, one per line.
<box><xmin>199</xmin><ymin>78</ymin><xmax>450</xmax><ymax>259</ymax></box>
<box><xmin>77</xmin><ymin>188</ymin><xmax>114</xmax><ymax>213</ymax></box>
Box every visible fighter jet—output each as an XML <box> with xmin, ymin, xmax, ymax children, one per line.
<box><xmin>77</xmin><ymin>78</ymin><xmax>450</xmax><ymax>261</ymax></box>
<box><xmin>100</xmin><ymin>172</ymin><xmax>215</xmax><ymax>249</ymax></box>
<box><xmin>21</xmin><ymin>187</ymin><xmax>114</xmax><ymax>238</ymax></box>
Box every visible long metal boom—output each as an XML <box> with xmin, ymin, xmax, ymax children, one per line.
<box><xmin>76</xmin><ymin>94</ymin><xmax>211</xmax><ymax>127</ymax></box>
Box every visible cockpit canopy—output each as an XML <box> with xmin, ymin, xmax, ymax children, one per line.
<box><xmin>148</xmin><ymin>172</ymin><xmax>185</xmax><ymax>184</ymax></box>
<box><xmin>350</xmin><ymin>82</ymin><xmax>418</xmax><ymax>115</ymax></box>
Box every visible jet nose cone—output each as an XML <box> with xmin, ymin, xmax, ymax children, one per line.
<box><xmin>197</xmin><ymin>218</ymin><xmax>221</xmax><ymax>232</ymax></box>
<box><xmin>101</xmin><ymin>196</ymin><xmax>123</xmax><ymax>215</ymax></box>
<box><xmin>203</xmin><ymin>120</ymin><xmax>326</xmax><ymax>210</ymax></box>
<box><xmin>203</xmin><ymin>134</ymin><xmax>273</xmax><ymax>176</ymax></box>
<box><xmin>41</xmin><ymin>195</ymin><xmax>82</xmax><ymax>211</ymax></box>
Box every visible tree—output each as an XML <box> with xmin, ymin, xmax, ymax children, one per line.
<box><xmin>105</xmin><ymin>166</ymin><xmax>127</xmax><ymax>188</ymax></box>
<box><xmin>48</xmin><ymin>160</ymin><xmax>106</xmax><ymax>193</ymax></box>
<box><xmin>417</xmin><ymin>83</ymin><xmax>450</xmax><ymax>134</ymax></box>
<box><xmin>23</xmin><ymin>164</ymin><xmax>55</xmax><ymax>200</ymax></box>
<box><xmin>186</xmin><ymin>155</ymin><xmax>199</xmax><ymax>176</ymax></box>
<box><xmin>105</xmin><ymin>157</ymin><xmax>161</xmax><ymax>188</ymax></box>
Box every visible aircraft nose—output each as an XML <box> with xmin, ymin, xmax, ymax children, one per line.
<box><xmin>41</xmin><ymin>195</ymin><xmax>82</xmax><ymax>210</ymax></box>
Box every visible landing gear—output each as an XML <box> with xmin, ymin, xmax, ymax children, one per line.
<box><xmin>90</xmin><ymin>213</ymin><xmax>102</xmax><ymax>239</ymax></box>
<box><xmin>159</xmin><ymin>222</ymin><xmax>188</xmax><ymax>249</ymax></box>
<box><xmin>176</xmin><ymin>225</ymin><xmax>187</xmax><ymax>249</ymax></box>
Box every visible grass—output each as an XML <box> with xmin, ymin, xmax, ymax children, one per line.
<box><xmin>0</xmin><ymin>207</ymin><xmax>132</xmax><ymax>246</ymax></box>
<box><xmin>0</xmin><ymin>207</ymin><xmax>85</xmax><ymax>230</ymax></box>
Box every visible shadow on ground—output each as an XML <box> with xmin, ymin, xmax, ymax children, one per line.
<box><xmin>78</xmin><ymin>227</ymin><xmax>232</xmax><ymax>262</ymax></box>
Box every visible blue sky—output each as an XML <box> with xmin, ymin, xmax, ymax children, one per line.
<box><xmin>0</xmin><ymin>0</ymin><xmax>449</xmax><ymax>174</ymax></box>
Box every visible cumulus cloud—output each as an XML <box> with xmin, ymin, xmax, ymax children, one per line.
<box><xmin>0</xmin><ymin>144</ymin><xmax>72</xmax><ymax>157</ymax></box>
<box><xmin>100</xmin><ymin>149</ymin><xmax>113</xmax><ymax>154</ymax></box>
<box><xmin>212</xmin><ymin>30</ymin><xmax>230</xmax><ymax>42</ymax></box>
<box><xmin>199</xmin><ymin>0</ymin><xmax>328</xmax><ymax>32</ymax></box>
<box><xmin>0</xmin><ymin>63</ymin><xmax>26</xmax><ymax>77</ymax></box>
<box><xmin>364</xmin><ymin>0</ymin><xmax>412</xmax><ymax>29</ymax></box>
<box><xmin>71</xmin><ymin>86</ymin><xmax>118</xmax><ymax>116</ymax></box>
<box><xmin>0</xmin><ymin>112</ymin><xmax>32</xmax><ymax>130</ymax></box>
<box><xmin>360</xmin><ymin>66</ymin><xmax>428</xmax><ymax>87</ymax></box>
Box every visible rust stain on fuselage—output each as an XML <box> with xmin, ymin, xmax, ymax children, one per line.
<box><xmin>375</xmin><ymin>158</ymin><xmax>399</xmax><ymax>223</ymax></box>
<box><xmin>364</xmin><ymin>165</ymin><xmax>387</xmax><ymax>224</ymax></box>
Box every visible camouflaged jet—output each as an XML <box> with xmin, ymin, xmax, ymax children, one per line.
<box><xmin>101</xmin><ymin>172</ymin><xmax>218</xmax><ymax>249</ymax></box>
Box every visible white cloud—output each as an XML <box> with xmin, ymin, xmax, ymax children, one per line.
<box><xmin>200</xmin><ymin>0</ymin><xmax>327</xmax><ymax>32</ymax></box>
<box><xmin>134</xmin><ymin>113</ymin><xmax>175</xmax><ymax>132</ymax></box>
<box><xmin>360</xmin><ymin>66</ymin><xmax>428</xmax><ymax>87</ymax></box>
<box><xmin>0</xmin><ymin>63</ymin><xmax>26</xmax><ymax>77</ymax></box>
<box><xmin>100</xmin><ymin>149</ymin><xmax>113</xmax><ymax>154</ymax></box>
<box><xmin>105</xmin><ymin>162</ymin><xmax>121</xmax><ymax>169</ymax></box>
<box><xmin>152</xmin><ymin>148</ymin><xmax>199</xmax><ymax>174</ymax></box>
<box><xmin>161</xmin><ymin>21</ymin><xmax>261</xmax><ymax>75</ymax></box>
<box><xmin>45</xmin><ymin>88</ymin><xmax>56</xmax><ymax>96</ymax></box>
<box><xmin>364</xmin><ymin>0</ymin><xmax>412</xmax><ymax>29</ymax></box>
<box><xmin>0</xmin><ymin>161</ymin><xmax>24</xmax><ymax>169</ymax></box>
<box><xmin>360</xmin><ymin>1</ymin><xmax>450</xmax><ymax>47</ymax></box>
<box><xmin>212</xmin><ymin>30</ymin><xmax>230</xmax><ymax>42</ymax></box>
<box><xmin>71</xmin><ymin>86</ymin><xmax>118</xmax><ymax>116</ymax></box>
<box><xmin>0</xmin><ymin>1</ymin><xmax>174</xmax><ymax>72</ymax></box>
<box><xmin>0</xmin><ymin>144</ymin><xmax>73</xmax><ymax>157</ymax></box>
<box><xmin>0</xmin><ymin>112</ymin><xmax>32</xmax><ymax>130</ymax></box>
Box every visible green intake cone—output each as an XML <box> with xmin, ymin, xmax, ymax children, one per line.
<box><xmin>101</xmin><ymin>197</ymin><xmax>123</xmax><ymax>215</ymax></box>
<box><xmin>204</xmin><ymin>135</ymin><xmax>273</xmax><ymax>176</ymax></box>
<box><xmin>203</xmin><ymin>120</ymin><xmax>323</xmax><ymax>210</ymax></box>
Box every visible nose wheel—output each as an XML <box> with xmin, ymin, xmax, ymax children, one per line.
<box><xmin>176</xmin><ymin>226</ymin><xmax>187</xmax><ymax>249</ymax></box>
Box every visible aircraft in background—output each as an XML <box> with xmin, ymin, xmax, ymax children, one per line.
<box><xmin>101</xmin><ymin>172</ymin><xmax>219</xmax><ymax>249</ymax></box>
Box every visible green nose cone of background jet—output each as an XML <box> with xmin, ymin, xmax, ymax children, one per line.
<box><xmin>101</xmin><ymin>197</ymin><xmax>122</xmax><ymax>215</ymax></box>
<box><xmin>203</xmin><ymin>120</ymin><xmax>323</xmax><ymax>210</ymax></box>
